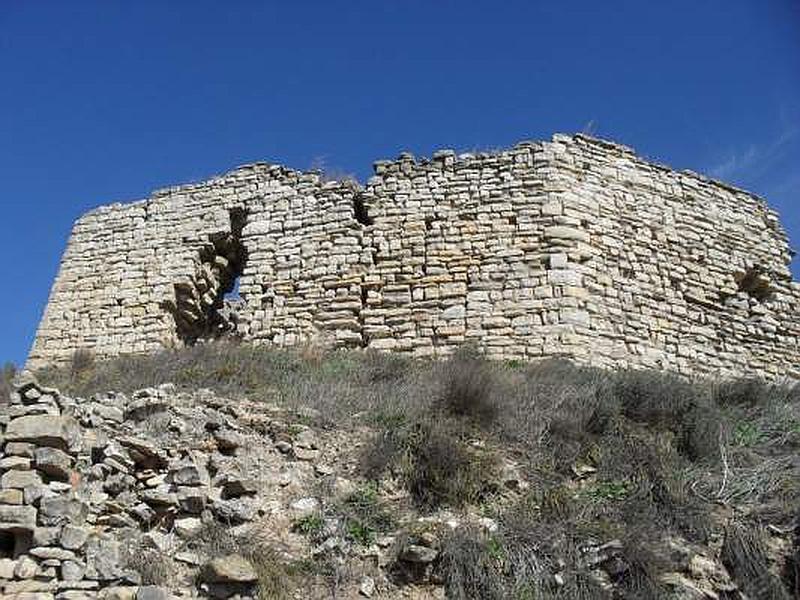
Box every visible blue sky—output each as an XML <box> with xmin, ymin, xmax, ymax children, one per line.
<box><xmin>1</xmin><ymin>1</ymin><xmax>799</xmax><ymax>366</ymax></box>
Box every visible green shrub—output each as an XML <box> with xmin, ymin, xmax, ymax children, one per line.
<box><xmin>292</xmin><ymin>513</ymin><xmax>324</xmax><ymax>538</ymax></box>
<box><xmin>437</xmin><ymin>347</ymin><xmax>499</xmax><ymax>426</ymax></box>
<box><xmin>338</xmin><ymin>484</ymin><xmax>394</xmax><ymax>546</ymax></box>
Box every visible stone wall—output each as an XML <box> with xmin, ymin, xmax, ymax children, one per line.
<box><xmin>28</xmin><ymin>134</ymin><xmax>800</xmax><ymax>380</ymax></box>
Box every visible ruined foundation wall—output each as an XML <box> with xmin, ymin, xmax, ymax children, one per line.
<box><xmin>28</xmin><ymin>134</ymin><xmax>800</xmax><ymax>379</ymax></box>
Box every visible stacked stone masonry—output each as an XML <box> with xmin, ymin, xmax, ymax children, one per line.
<box><xmin>28</xmin><ymin>134</ymin><xmax>800</xmax><ymax>380</ymax></box>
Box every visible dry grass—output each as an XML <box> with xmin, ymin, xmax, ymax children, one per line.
<box><xmin>0</xmin><ymin>362</ymin><xmax>15</xmax><ymax>405</ymax></box>
<box><xmin>37</xmin><ymin>342</ymin><xmax>800</xmax><ymax>597</ymax></box>
<box><xmin>722</xmin><ymin>522</ymin><xmax>792</xmax><ymax>600</ymax></box>
<box><xmin>186</xmin><ymin>521</ymin><xmax>296</xmax><ymax>600</ymax></box>
<box><xmin>364</xmin><ymin>414</ymin><xmax>499</xmax><ymax>509</ymax></box>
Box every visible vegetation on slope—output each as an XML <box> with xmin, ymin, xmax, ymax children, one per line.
<box><xmin>37</xmin><ymin>342</ymin><xmax>800</xmax><ymax>598</ymax></box>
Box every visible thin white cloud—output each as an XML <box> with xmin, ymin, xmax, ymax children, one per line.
<box><xmin>709</xmin><ymin>125</ymin><xmax>798</xmax><ymax>182</ymax></box>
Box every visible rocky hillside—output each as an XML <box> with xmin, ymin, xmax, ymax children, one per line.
<box><xmin>1</xmin><ymin>343</ymin><xmax>798</xmax><ymax>599</ymax></box>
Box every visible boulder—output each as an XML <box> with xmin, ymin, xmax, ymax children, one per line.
<box><xmin>84</xmin><ymin>535</ymin><xmax>124</xmax><ymax>581</ymax></box>
<box><xmin>398</xmin><ymin>544</ymin><xmax>438</xmax><ymax>564</ymax></box>
<box><xmin>4</xmin><ymin>415</ymin><xmax>81</xmax><ymax>451</ymax></box>
<box><xmin>202</xmin><ymin>554</ymin><xmax>258</xmax><ymax>583</ymax></box>
<box><xmin>38</xmin><ymin>496</ymin><xmax>88</xmax><ymax>526</ymax></box>
<box><xmin>0</xmin><ymin>504</ymin><xmax>36</xmax><ymax>533</ymax></box>
<box><xmin>33</xmin><ymin>447</ymin><xmax>73</xmax><ymax>480</ymax></box>
<box><xmin>1</xmin><ymin>470</ymin><xmax>43</xmax><ymax>490</ymax></box>
<box><xmin>136</xmin><ymin>586</ymin><xmax>170</xmax><ymax>600</ymax></box>
<box><xmin>221</xmin><ymin>478</ymin><xmax>258</xmax><ymax>499</ymax></box>
<box><xmin>60</xmin><ymin>524</ymin><xmax>90</xmax><ymax>550</ymax></box>
<box><xmin>0</xmin><ymin>489</ymin><xmax>24</xmax><ymax>504</ymax></box>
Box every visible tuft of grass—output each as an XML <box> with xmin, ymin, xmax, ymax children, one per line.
<box><xmin>721</xmin><ymin>522</ymin><xmax>792</xmax><ymax>600</ymax></box>
<box><xmin>583</xmin><ymin>480</ymin><xmax>631</xmax><ymax>503</ymax></box>
<box><xmin>70</xmin><ymin>348</ymin><xmax>96</xmax><ymax>382</ymax></box>
<box><xmin>338</xmin><ymin>484</ymin><xmax>394</xmax><ymax>546</ymax></box>
<box><xmin>436</xmin><ymin>346</ymin><xmax>500</xmax><ymax>426</ymax></box>
<box><xmin>364</xmin><ymin>415</ymin><xmax>498</xmax><ymax>509</ymax></box>
<box><xmin>292</xmin><ymin>513</ymin><xmax>324</xmax><ymax>539</ymax></box>
<box><xmin>250</xmin><ymin>546</ymin><xmax>295</xmax><ymax>600</ymax></box>
<box><xmin>121</xmin><ymin>537</ymin><xmax>177</xmax><ymax>586</ymax></box>
<box><xmin>1</xmin><ymin>362</ymin><xmax>15</xmax><ymax>405</ymax></box>
<box><xmin>186</xmin><ymin>521</ymin><xmax>298</xmax><ymax>599</ymax></box>
<box><xmin>439</xmin><ymin>525</ymin><xmax>506</xmax><ymax>600</ymax></box>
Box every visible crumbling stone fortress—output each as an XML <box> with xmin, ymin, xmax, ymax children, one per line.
<box><xmin>28</xmin><ymin>134</ymin><xmax>800</xmax><ymax>379</ymax></box>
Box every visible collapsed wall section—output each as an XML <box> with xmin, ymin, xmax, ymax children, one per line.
<box><xmin>27</xmin><ymin>134</ymin><xmax>800</xmax><ymax>380</ymax></box>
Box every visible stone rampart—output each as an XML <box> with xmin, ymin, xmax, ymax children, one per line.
<box><xmin>28</xmin><ymin>134</ymin><xmax>800</xmax><ymax>379</ymax></box>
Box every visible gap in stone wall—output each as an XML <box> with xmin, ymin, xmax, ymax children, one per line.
<box><xmin>0</xmin><ymin>530</ymin><xmax>32</xmax><ymax>559</ymax></box>
<box><xmin>735</xmin><ymin>266</ymin><xmax>774</xmax><ymax>302</ymax></box>
<box><xmin>168</xmin><ymin>207</ymin><xmax>250</xmax><ymax>345</ymax></box>
<box><xmin>353</xmin><ymin>194</ymin><xmax>373</xmax><ymax>226</ymax></box>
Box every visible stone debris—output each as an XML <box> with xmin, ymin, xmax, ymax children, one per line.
<box><xmin>0</xmin><ymin>373</ymin><xmax>792</xmax><ymax>599</ymax></box>
<box><xmin>26</xmin><ymin>134</ymin><xmax>800</xmax><ymax>382</ymax></box>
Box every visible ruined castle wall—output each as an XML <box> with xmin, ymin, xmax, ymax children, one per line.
<box><xmin>549</xmin><ymin>135</ymin><xmax>800</xmax><ymax>378</ymax></box>
<box><xmin>28</xmin><ymin>135</ymin><xmax>800</xmax><ymax>380</ymax></box>
<box><xmin>359</xmin><ymin>142</ymin><xmax>597</xmax><ymax>360</ymax></box>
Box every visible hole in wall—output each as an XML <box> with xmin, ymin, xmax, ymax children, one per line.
<box><xmin>0</xmin><ymin>530</ymin><xmax>32</xmax><ymax>559</ymax></box>
<box><xmin>735</xmin><ymin>266</ymin><xmax>774</xmax><ymax>302</ymax></box>
<box><xmin>353</xmin><ymin>195</ymin><xmax>373</xmax><ymax>226</ymax></box>
<box><xmin>167</xmin><ymin>207</ymin><xmax>249</xmax><ymax>345</ymax></box>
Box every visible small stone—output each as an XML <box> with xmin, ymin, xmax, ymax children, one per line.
<box><xmin>0</xmin><ymin>557</ymin><xmax>16</xmax><ymax>578</ymax></box>
<box><xmin>170</xmin><ymin>464</ymin><xmax>207</xmax><ymax>487</ymax></box>
<box><xmin>202</xmin><ymin>554</ymin><xmax>258</xmax><ymax>583</ymax></box>
<box><xmin>211</xmin><ymin>499</ymin><xmax>255</xmax><ymax>524</ymax></box>
<box><xmin>33</xmin><ymin>447</ymin><xmax>73</xmax><ymax>480</ymax></box>
<box><xmin>140</xmin><ymin>488</ymin><xmax>178</xmax><ymax>507</ymax></box>
<box><xmin>0</xmin><ymin>489</ymin><xmax>24</xmax><ymax>504</ymax></box>
<box><xmin>100</xmin><ymin>587</ymin><xmax>138</xmax><ymax>600</ymax></box>
<box><xmin>293</xmin><ymin>446</ymin><xmax>320</xmax><ymax>461</ymax></box>
<box><xmin>33</xmin><ymin>527</ymin><xmax>61</xmax><ymax>546</ymax></box>
<box><xmin>0</xmin><ymin>504</ymin><xmax>37</xmax><ymax>533</ymax></box>
<box><xmin>213</xmin><ymin>429</ymin><xmax>241</xmax><ymax>453</ymax></box>
<box><xmin>29</xmin><ymin>546</ymin><xmax>77</xmax><ymax>560</ymax></box>
<box><xmin>221</xmin><ymin>478</ymin><xmax>258</xmax><ymax>499</ymax></box>
<box><xmin>38</xmin><ymin>496</ymin><xmax>88</xmax><ymax>526</ymax></box>
<box><xmin>1</xmin><ymin>470</ymin><xmax>43</xmax><ymax>490</ymax></box>
<box><xmin>15</xmin><ymin>554</ymin><xmax>39</xmax><ymax>578</ymax></box>
<box><xmin>399</xmin><ymin>544</ymin><xmax>438</xmax><ymax>564</ymax></box>
<box><xmin>359</xmin><ymin>575</ymin><xmax>376</xmax><ymax>597</ymax></box>
<box><xmin>129</xmin><ymin>503</ymin><xmax>157</xmax><ymax>524</ymax></box>
<box><xmin>293</xmin><ymin>429</ymin><xmax>317</xmax><ymax>449</ymax></box>
<box><xmin>0</xmin><ymin>455</ymin><xmax>32</xmax><ymax>471</ymax></box>
<box><xmin>60</xmin><ymin>524</ymin><xmax>90</xmax><ymax>550</ymax></box>
<box><xmin>177</xmin><ymin>487</ymin><xmax>207</xmax><ymax>514</ymax></box>
<box><xmin>136</xmin><ymin>585</ymin><xmax>170</xmax><ymax>600</ymax></box>
<box><xmin>175</xmin><ymin>517</ymin><xmax>202</xmax><ymax>538</ymax></box>
<box><xmin>4</xmin><ymin>442</ymin><xmax>36</xmax><ymax>457</ymax></box>
<box><xmin>289</xmin><ymin>497</ymin><xmax>319</xmax><ymax>518</ymax></box>
<box><xmin>61</xmin><ymin>559</ymin><xmax>86</xmax><ymax>581</ymax></box>
<box><xmin>274</xmin><ymin>440</ymin><xmax>292</xmax><ymax>454</ymax></box>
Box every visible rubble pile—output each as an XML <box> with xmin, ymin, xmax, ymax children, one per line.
<box><xmin>0</xmin><ymin>372</ymin><xmax>795</xmax><ymax>599</ymax></box>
